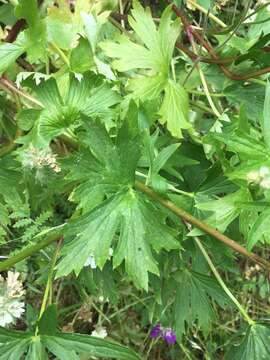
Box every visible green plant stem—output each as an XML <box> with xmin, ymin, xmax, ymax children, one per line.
<box><xmin>135</xmin><ymin>171</ymin><xmax>194</xmax><ymax>197</ymax></box>
<box><xmin>189</xmin><ymin>90</ymin><xmax>225</xmax><ymax>97</ymax></box>
<box><xmin>189</xmin><ymin>34</ymin><xmax>221</xmax><ymax>117</ymax></box>
<box><xmin>187</xmin><ymin>0</ymin><xmax>227</xmax><ymax>28</ymax></box>
<box><xmin>0</xmin><ymin>230</ymin><xmax>63</xmax><ymax>272</ymax></box>
<box><xmin>50</xmin><ymin>42</ymin><xmax>70</xmax><ymax>68</ymax></box>
<box><xmin>35</xmin><ymin>238</ymin><xmax>63</xmax><ymax>335</ymax></box>
<box><xmin>193</xmin><ymin>235</ymin><xmax>255</xmax><ymax>325</ymax></box>
<box><xmin>190</xmin><ymin>100</ymin><xmax>216</xmax><ymax>115</ymax></box>
<box><xmin>135</xmin><ymin>180</ymin><xmax>270</xmax><ymax>271</ymax></box>
<box><xmin>119</xmin><ymin>0</ymin><xmax>125</xmax><ymax>28</ymax></box>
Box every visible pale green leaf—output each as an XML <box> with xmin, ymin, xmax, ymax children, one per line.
<box><xmin>16</xmin><ymin>0</ymin><xmax>46</xmax><ymax>62</ymax></box>
<box><xmin>159</xmin><ymin>80</ymin><xmax>190</xmax><ymax>138</ymax></box>
<box><xmin>196</xmin><ymin>189</ymin><xmax>251</xmax><ymax>232</ymax></box>
<box><xmin>263</xmin><ymin>80</ymin><xmax>270</xmax><ymax>149</ymax></box>
<box><xmin>70</xmin><ymin>37</ymin><xmax>94</xmax><ymax>73</ymax></box>
<box><xmin>25</xmin><ymin>337</ymin><xmax>48</xmax><ymax>360</ymax></box>
<box><xmin>46</xmin><ymin>3</ymin><xmax>77</xmax><ymax>50</ymax></box>
<box><xmin>128</xmin><ymin>73</ymin><xmax>166</xmax><ymax>100</ymax></box>
<box><xmin>210</xmin><ymin>132</ymin><xmax>269</xmax><ymax>160</ymax></box>
<box><xmin>81</xmin><ymin>12</ymin><xmax>99</xmax><ymax>53</ymax></box>
<box><xmin>101</xmin><ymin>1</ymin><xmax>180</xmax><ymax>74</ymax></box>
<box><xmin>247</xmin><ymin>208</ymin><xmax>270</xmax><ymax>250</ymax></box>
<box><xmin>27</xmin><ymin>73</ymin><xmax>119</xmax><ymax>142</ymax></box>
<box><xmin>0</xmin><ymin>39</ymin><xmax>26</xmax><ymax>74</ymax></box>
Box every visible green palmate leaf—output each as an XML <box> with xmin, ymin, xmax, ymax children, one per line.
<box><xmin>263</xmin><ymin>80</ymin><xmax>270</xmax><ymax>149</ymax></box>
<box><xmin>0</xmin><ymin>326</ymin><xmax>141</xmax><ymax>360</ymax></box>
<box><xmin>159</xmin><ymin>80</ymin><xmax>190</xmax><ymax>138</ymax></box>
<box><xmin>224</xmin><ymin>84</ymin><xmax>265</xmax><ymax>121</ymax></box>
<box><xmin>27</xmin><ymin>72</ymin><xmax>119</xmax><ymax>142</ymax></box>
<box><xmin>211</xmin><ymin>132</ymin><xmax>268</xmax><ymax>160</ymax></box>
<box><xmin>0</xmin><ymin>4</ymin><xmax>16</xmax><ymax>25</ymax></box>
<box><xmin>46</xmin><ymin>2</ymin><xmax>77</xmax><ymax>50</ymax></box>
<box><xmin>0</xmin><ymin>339</ymin><xmax>32</xmax><ymax>360</ymax></box>
<box><xmin>58</xmin><ymin>190</ymin><xmax>178</xmax><ymax>290</ymax></box>
<box><xmin>70</xmin><ymin>37</ymin><xmax>94</xmax><ymax>73</ymax></box>
<box><xmin>173</xmin><ymin>269</ymin><xmax>228</xmax><ymax>340</ymax></box>
<box><xmin>67</xmin><ymin>104</ymin><xmax>142</xmax><ymax>212</ymax></box>
<box><xmin>196</xmin><ymin>189</ymin><xmax>251</xmax><ymax>232</ymax></box>
<box><xmin>0</xmin><ymin>36</ymin><xmax>26</xmax><ymax>74</ymax></box>
<box><xmin>38</xmin><ymin>305</ymin><xmax>58</xmax><ymax>336</ymax></box>
<box><xmin>59</xmin><ymin>112</ymin><xmax>178</xmax><ymax>289</ymax></box>
<box><xmin>208</xmin><ymin>131</ymin><xmax>270</xmax><ymax>182</ymax></box>
<box><xmin>225</xmin><ymin>324</ymin><xmax>270</xmax><ymax>360</ymax></box>
<box><xmin>128</xmin><ymin>73</ymin><xmax>166</xmax><ymax>100</ymax></box>
<box><xmin>102</xmin><ymin>1</ymin><xmax>180</xmax><ymax>73</ymax></box>
<box><xmin>25</xmin><ymin>337</ymin><xmax>48</xmax><ymax>360</ymax></box>
<box><xmin>101</xmin><ymin>2</ymin><xmax>189</xmax><ymax>137</ymax></box>
<box><xmin>16</xmin><ymin>0</ymin><xmax>46</xmax><ymax>62</ymax></box>
<box><xmin>43</xmin><ymin>333</ymin><xmax>141</xmax><ymax>360</ymax></box>
<box><xmin>57</xmin><ymin>192</ymin><xmax>123</xmax><ymax>276</ymax></box>
<box><xmin>0</xmin><ymin>327</ymin><xmax>32</xmax><ymax>360</ymax></box>
<box><xmin>81</xmin><ymin>12</ymin><xmax>99</xmax><ymax>54</ymax></box>
<box><xmin>247</xmin><ymin>208</ymin><xmax>270</xmax><ymax>250</ymax></box>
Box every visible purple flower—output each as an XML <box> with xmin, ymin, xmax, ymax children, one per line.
<box><xmin>162</xmin><ymin>328</ymin><xmax>177</xmax><ymax>344</ymax></box>
<box><xmin>150</xmin><ymin>323</ymin><xmax>162</xmax><ymax>339</ymax></box>
<box><xmin>150</xmin><ymin>324</ymin><xmax>177</xmax><ymax>345</ymax></box>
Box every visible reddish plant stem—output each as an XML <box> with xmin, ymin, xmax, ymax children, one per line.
<box><xmin>176</xmin><ymin>42</ymin><xmax>236</xmax><ymax>64</ymax></box>
<box><xmin>168</xmin><ymin>1</ymin><xmax>270</xmax><ymax>81</ymax></box>
<box><xmin>5</xmin><ymin>19</ymin><xmax>26</xmax><ymax>43</ymax></box>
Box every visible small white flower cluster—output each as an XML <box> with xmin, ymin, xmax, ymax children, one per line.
<box><xmin>21</xmin><ymin>145</ymin><xmax>61</xmax><ymax>173</ymax></box>
<box><xmin>247</xmin><ymin>166</ymin><xmax>270</xmax><ymax>189</ymax></box>
<box><xmin>0</xmin><ymin>271</ymin><xmax>25</xmax><ymax>327</ymax></box>
<box><xmin>91</xmin><ymin>327</ymin><xmax>108</xmax><ymax>339</ymax></box>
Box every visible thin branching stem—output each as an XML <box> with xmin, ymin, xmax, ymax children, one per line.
<box><xmin>193</xmin><ymin>234</ymin><xmax>255</xmax><ymax>325</ymax></box>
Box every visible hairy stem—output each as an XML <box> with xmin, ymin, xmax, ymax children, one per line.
<box><xmin>0</xmin><ymin>227</ymin><xmax>64</xmax><ymax>271</ymax></box>
<box><xmin>135</xmin><ymin>180</ymin><xmax>270</xmax><ymax>271</ymax></box>
<box><xmin>0</xmin><ymin>77</ymin><xmax>44</xmax><ymax>107</ymax></box>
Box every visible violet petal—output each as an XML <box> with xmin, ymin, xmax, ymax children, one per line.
<box><xmin>162</xmin><ymin>328</ymin><xmax>177</xmax><ymax>344</ymax></box>
<box><xmin>150</xmin><ymin>323</ymin><xmax>162</xmax><ymax>339</ymax></box>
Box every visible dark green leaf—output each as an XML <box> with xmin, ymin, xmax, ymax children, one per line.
<box><xmin>38</xmin><ymin>305</ymin><xmax>58</xmax><ymax>335</ymax></box>
<box><xmin>173</xmin><ymin>270</ymin><xmax>229</xmax><ymax>339</ymax></box>
<box><xmin>225</xmin><ymin>324</ymin><xmax>270</xmax><ymax>360</ymax></box>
